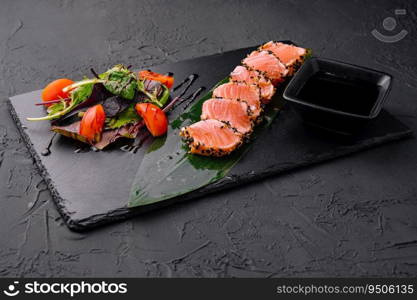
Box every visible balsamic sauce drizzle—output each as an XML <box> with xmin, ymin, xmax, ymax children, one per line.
<box><xmin>41</xmin><ymin>132</ymin><xmax>57</xmax><ymax>156</ymax></box>
<box><xmin>120</xmin><ymin>131</ymin><xmax>150</xmax><ymax>154</ymax></box>
<box><xmin>182</xmin><ymin>86</ymin><xmax>206</xmax><ymax>110</ymax></box>
<box><xmin>173</xmin><ymin>74</ymin><xmax>198</xmax><ymax>99</ymax></box>
<box><xmin>74</xmin><ymin>144</ymin><xmax>91</xmax><ymax>153</ymax></box>
<box><xmin>119</xmin><ymin>144</ymin><xmax>132</xmax><ymax>152</ymax></box>
<box><xmin>163</xmin><ymin>74</ymin><xmax>202</xmax><ymax>113</ymax></box>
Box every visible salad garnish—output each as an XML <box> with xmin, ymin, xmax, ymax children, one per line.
<box><xmin>27</xmin><ymin>64</ymin><xmax>178</xmax><ymax>150</ymax></box>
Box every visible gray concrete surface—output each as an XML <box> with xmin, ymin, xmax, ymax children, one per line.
<box><xmin>0</xmin><ymin>0</ymin><xmax>416</xmax><ymax>277</ymax></box>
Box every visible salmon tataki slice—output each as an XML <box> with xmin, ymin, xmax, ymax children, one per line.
<box><xmin>230</xmin><ymin>65</ymin><xmax>275</xmax><ymax>103</ymax></box>
<box><xmin>260</xmin><ymin>41</ymin><xmax>307</xmax><ymax>75</ymax></box>
<box><xmin>242</xmin><ymin>50</ymin><xmax>288</xmax><ymax>85</ymax></box>
<box><xmin>179</xmin><ymin>41</ymin><xmax>311</xmax><ymax>157</ymax></box>
<box><xmin>201</xmin><ymin>98</ymin><xmax>252</xmax><ymax>135</ymax></box>
<box><xmin>180</xmin><ymin>119</ymin><xmax>242</xmax><ymax>157</ymax></box>
<box><xmin>213</xmin><ymin>82</ymin><xmax>262</xmax><ymax>121</ymax></box>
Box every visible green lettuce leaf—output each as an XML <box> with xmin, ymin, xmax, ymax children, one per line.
<box><xmin>27</xmin><ymin>81</ymin><xmax>94</xmax><ymax>121</ymax></box>
<box><xmin>100</xmin><ymin>64</ymin><xmax>137</xmax><ymax>100</ymax></box>
<box><xmin>71</xmin><ymin>80</ymin><xmax>95</xmax><ymax>104</ymax></box>
<box><xmin>46</xmin><ymin>101</ymin><xmax>66</xmax><ymax>115</ymax></box>
<box><xmin>106</xmin><ymin>104</ymin><xmax>141</xmax><ymax>129</ymax></box>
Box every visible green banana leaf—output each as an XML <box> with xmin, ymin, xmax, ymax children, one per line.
<box><xmin>128</xmin><ymin>78</ymin><xmax>284</xmax><ymax>208</ymax></box>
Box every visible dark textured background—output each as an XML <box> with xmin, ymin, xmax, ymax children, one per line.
<box><xmin>1</xmin><ymin>0</ymin><xmax>416</xmax><ymax>277</ymax></box>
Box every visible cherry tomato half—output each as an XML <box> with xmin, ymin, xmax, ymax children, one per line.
<box><xmin>135</xmin><ymin>103</ymin><xmax>168</xmax><ymax>137</ymax></box>
<box><xmin>41</xmin><ymin>78</ymin><xmax>74</xmax><ymax>106</ymax></box>
<box><xmin>79</xmin><ymin>104</ymin><xmax>106</xmax><ymax>142</ymax></box>
<box><xmin>138</xmin><ymin>70</ymin><xmax>174</xmax><ymax>89</ymax></box>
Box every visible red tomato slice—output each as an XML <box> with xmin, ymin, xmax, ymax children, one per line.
<box><xmin>135</xmin><ymin>103</ymin><xmax>168</xmax><ymax>137</ymax></box>
<box><xmin>138</xmin><ymin>70</ymin><xmax>174</xmax><ymax>89</ymax></box>
<box><xmin>41</xmin><ymin>78</ymin><xmax>74</xmax><ymax>106</ymax></box>
<box><xmin>79</xmin><ymin>104</ymin><xmax>106</xmax><ymax>142</ymax></box>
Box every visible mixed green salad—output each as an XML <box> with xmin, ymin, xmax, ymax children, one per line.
<box><xmin>28</xmin><ymin>65</ymin><xmax>177</xmax><ymax>149</ymax></box>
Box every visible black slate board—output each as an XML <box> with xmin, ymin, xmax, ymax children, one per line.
<box><xmin>8</xmin><ymin>47</ymin><xmax>412</xmax><ymax>231</ymax></box>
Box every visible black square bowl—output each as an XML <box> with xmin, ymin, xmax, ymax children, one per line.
<box><xmin>283</xmin><ymin>57</ymin><xmax>392</xmax><ymax>135</ymax></box>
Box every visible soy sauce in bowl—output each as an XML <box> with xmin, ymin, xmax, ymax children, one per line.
<box><xmin>284</xmin><ymin>58</ymin><xmax>392</xmax><ymax>135</ymax></box>
<box><xmin>297</xmin><ymin>71</ymin><xmax>381</xmax><ymax>117</ymax></box>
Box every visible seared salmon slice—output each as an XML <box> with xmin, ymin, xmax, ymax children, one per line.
<box><xmin>213</xmin><ymin>82</ymin><xmax>262</xmax><ymax>121</ymax></box>
<box><xmin>230</xmin><ymin>65</ymin><xmax>275</xmax><ymax>103</ymax></box>
<box><xmin>260</xmin><ymin>41</ymin><xmax>307</xmax><ymax>75</ymax></box>
<box><xmin>180</xmin><ymin>119</ymin><xmax>242</xmax><ymax>156</ymax></box>
<box><xmin>180</xmin><ymin>41</ymin><xmax>310</xmax><ymax>157</ymax></box>
<box><xmin>201</xmin><ymin>98</ymin><xmax>252</xmax><ymax>135</ymax></box>
<box><xmin>242</xmin><ymin>50</ymin><xmax>288</xmax><ymax>85</ymax></box>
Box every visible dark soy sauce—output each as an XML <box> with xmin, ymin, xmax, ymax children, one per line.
<box><xmin>41</xmin><ymin>133</ymin><xmax>57</xmax><ymax>156</ymax></box>
<box><xmin>297</xmin><ymin>71</ymin><xmax>380</xmax><ymax>116</ymax></box>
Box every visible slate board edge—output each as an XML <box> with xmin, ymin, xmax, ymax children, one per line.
<box><xmin>75</xmin><ymin>125</ymin><xmax>413</xmax><ymax>232</ymax></box>
<box><xmin>9</xmin><ymin>97</ymin><xmax>413</xmax><ymax>232</ymax></box>
<box><xmin>7</xmin><ymin>99</ymin><xmax>81</xmax><ymax>229</ymax></box>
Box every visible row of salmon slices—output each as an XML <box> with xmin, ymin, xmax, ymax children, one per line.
<box><xmin>180</xmin><ymin>41</ymin><xmax>309</xmax><ymax>157</ymax></box>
